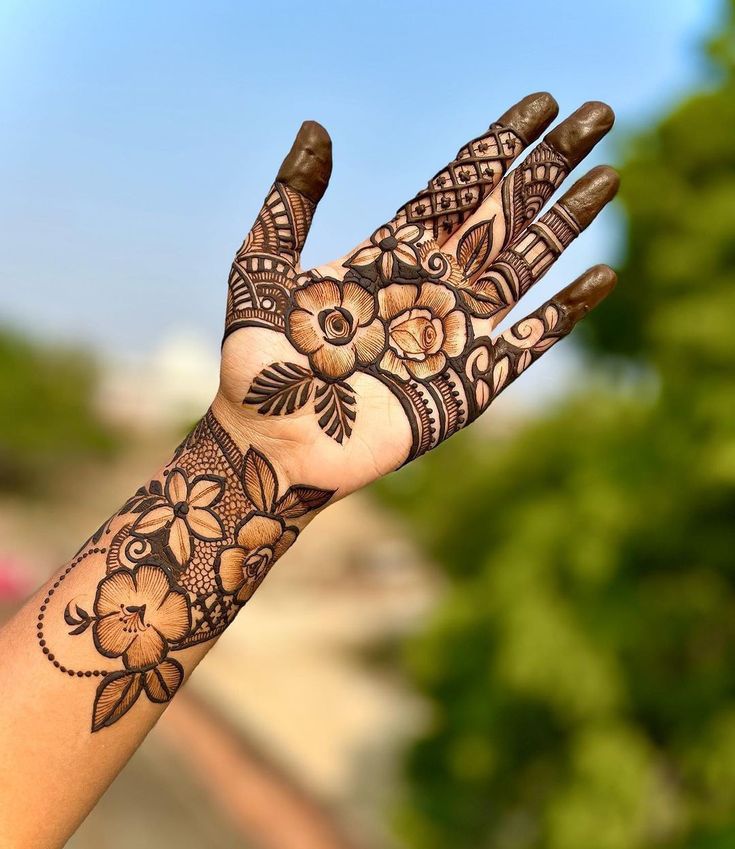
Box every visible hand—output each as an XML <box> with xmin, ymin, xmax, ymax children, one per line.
<box><xmin>0</xmin><ymin>95</ymin><xmax>622</xmax><ymax>848</ymax></box>
<box><xmin>20</xmin><ymin>95</ymin><xmax>619</xmax><ymax>737</ymax></box>
<box><xmin>216</xmin><ymin>93</ymin><xmax>618</xmax><ymax>494</ymax></box>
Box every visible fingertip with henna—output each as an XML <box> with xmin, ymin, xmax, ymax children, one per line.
<box><xmin>556</xmin><ymin>264</ymin><xmax>617</xmax><ymax>322</ymax></box>
<box><xmin>498</xmin><ymin>91</ymin><xmax>559</xmax><ymax>143</ymax></box>
<box><xmin>558</xmin><ymin>165</ymin><xmax>620</xmax><ymax>229</ymax></box>
<box><xmin>276</xmin><ymin>120</ymin><xmax>333</xmax><ymax>203</ymax></box>
<box><xmin>544</xmin><ymin>101</ymin><xmax>615</xmax><ymax>167</ymax></box>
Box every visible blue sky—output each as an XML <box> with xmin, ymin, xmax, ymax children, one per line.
<box><xmin>0</xmin><ymin>0</ymin><xmax>723</xmax><ymax>358</ymax></box>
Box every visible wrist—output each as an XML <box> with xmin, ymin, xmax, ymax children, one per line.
<box><xmin>160</xmin><ymin>405</ymin><xmax>333</xmax><ymax>613</ymax></box>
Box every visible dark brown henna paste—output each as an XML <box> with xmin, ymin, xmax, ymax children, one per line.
<box><xmin>276</xmin><ymin>120</ymin><xmax>332</xmax><ymax>204</ymax></box>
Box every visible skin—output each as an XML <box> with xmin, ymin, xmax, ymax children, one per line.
<box><xmin>0</xmin><ymin>93</ymin><xmax>618</xmax><ymax>848</ymax></box>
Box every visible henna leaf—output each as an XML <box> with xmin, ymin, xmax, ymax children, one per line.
<box><xmin>457</xmin><ymin>217</ymin><xmax>495</xmax><ymax>277</ymax></box>
<box><xmin>64</xmin><ymin>601</ymin><xmax>93</xmax><ymax>634</ymax></box>
<box><xmin>244</xmin><ymin>362</ymin><xmax>314</xmax><ymax>416</ymax></box>
<box><xmin>492</xmin><ymin>356</ymin><xmax>510</xmax><ymax>392</ymax></box>
<box><xmin>143</xmin><ymin>658</ymin><xmax>184</xmax><ymax>703</ymax></box>
<box><xmin>92</xmin><ymin>671</ymin><xmax>143</xmax><ymax>731</ymax></box>
<box><xmin>130</xmin><ymin>496</ymin><xmax>160</xmax><ymax>514</ymax></box>
<box><xmin>89</xmin><ymin>519</ymin><xmax>109</xmax><ymax>546</ymax></box>
<box><xmin>243</xmin><ymin>447</ymin><xmax>278</xmax><ymax>511</ymax></box>
<box><xmin>275</xmin><ymin>485</ymin><xmax>334</xmax><ymax>519</ymax></box>
<box><xmin>314</xmin><ymin>381</ymin><xmax>356</xmax><ymax>444</ymax></box>
<box><xmin>459</xmin><ymin>280</ymin><xmax>508</xmax><ymax>318</ymax></box>
<box><xmin>149</xmin><ymin>479</ymin><xmax>163</xmax><ymax>496</ymax></box>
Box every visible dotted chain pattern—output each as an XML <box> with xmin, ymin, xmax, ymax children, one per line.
<box><xmin>36</xmin><ymin>546</ymin><xmax>110</xmax><ymax>678</ymax></box>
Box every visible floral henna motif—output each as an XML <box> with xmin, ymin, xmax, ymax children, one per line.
<box><xmin>345</xmin><ymin>222</ymin><xmax>423</xmax><ymax>284</ymax></box>
<box><xmin>288</xmin><ymin>278</ymin><xmax>385</xmax><ymax>378</ymax></box>
<box><xmin>229</xmin><ymin>104</ymin><xmax>615</xmax><ymax>457</ymax></box>
<box><xmin>130</xmin><ymin>469</ymin><xmax>225</xmax><ymax>570</ymax></box>
<box><xmin>241</xmin><ymin>168</ymin><xmax>606</xmax><ymax>457</ymax></box>
<box><xmin>92</xmin><ymin>565</ymin><xmax>190</xmax><ymax>669</ymax></box>
<box><xmin>377</xmin><ymin>282</ymin><xmax>469</xmax><ymax>381</ymax></box>
<box><xmin>36</xmin><ymin>410</ymin><xmax>334</xmax><ymax>731</ymax></box>
<box><xmin>241</xmin><ymin>203</ymin><xmax>579</xmax><ymax>453</ymax></box>
<box><xmin>236</xmin><ymin>119</ymin><xmax>608</xmax><ymax>460</ymax></box>
<box><xmin>216</xmin><ymin>514</ymin><xmax>297</xmax><ymax>604</ymax></box>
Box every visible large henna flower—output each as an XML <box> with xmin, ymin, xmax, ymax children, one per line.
<box><xmin>377</xmin><ymin>282</ymin><xmax>469</xmax><ymax>381</ymax></box>
<box><xmin>287</xmin><ymin>278</ymin><xmax>385</xmax><ymax>379</ymax></box>
<box><xmin>216</xmin><ymin>513</ymin><xmax>298</xmax><ymax>604</ymax></box>
<box><xmin>131</xmin><ymin>469</ymin><xmax>225</xmax><ymax>567</ymax></box>
<box><xmin>346</xmin><ymin>222</ymin><xmax>422</xmax><ymax>281</ymax></box>
<box><xmin>93</xmin><ymin>564</ymin><xmax>191</xmax><ymax>669</ymax></box>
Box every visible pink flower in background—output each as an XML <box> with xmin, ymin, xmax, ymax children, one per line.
<box><xmin>0</xmin><ymin>555</ymin><xmax>35</xmax><ymax>601</ymax></box>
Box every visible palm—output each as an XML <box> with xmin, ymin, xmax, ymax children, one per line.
<box><xmin>217</xmin><ymin>96</ymin><xmax>618</xmax><ymax>497</ymax></box>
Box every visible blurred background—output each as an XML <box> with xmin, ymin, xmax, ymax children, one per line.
<box><xmin>2</xmin><ymin>1</ymin><xmax>735</xmax><ymax>847</ymax></box>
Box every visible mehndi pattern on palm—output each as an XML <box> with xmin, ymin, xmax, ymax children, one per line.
<box><xmin>230</xmin><ymin>102</ymin><xmax>616</xmax><ymax>460</ymax></box>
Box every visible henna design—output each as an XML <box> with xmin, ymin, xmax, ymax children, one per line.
<box><xmin>32</xmin><ymin>104</ymin><xmax>616</xmax><ymax>738</ymax></box>
<box><xmin>396</xmin><ymin>123</ymin><xmax>523</xmax><ymax>240</ymax></box>
<box><xmin>240</xmin><ymin>182</ymin><xmax>315</xmax><ymax>264</ymax></box>
<box><xmin>240</xmin><ymin>195</ymin><xmax>584</xmax><ymax>455</ymax></box>
<box><xmin>458</xmin><ymin>202</ymin><xmax>581</xmax><ymax>318</ymax></box>
<box><xmin>233</xmin><ymin>110</ymin><xmax>614</xmax><ymax>459</ymax></box>
<box><xmin>36</xmin><ymin>410</ymin><xmax>334</xmax><ymax>731</ymax></box>
<box><xmin>344</xmin><ymin>222</ymin><xmax>423</xmax><ymax>286</ymax></box>
<box><xmin>245</xmin><ymin>362</ymin><xmax>314</xmax><ymax>415</ymax></box>
<box><xmin>224</xmin><ymin>183</ymin><xmax>314</xmax><ymax>338</ymax></box>
<box><xmin>498</xmin><ymin>141</ymin><xmax>570</xmax><ymax>249</ymax></box>
<box><xmin>456</xmin><ymin>218</ymin><xmax>496</xmax><ymax>278</ymax></box>
<box><xmin>464</xmin><ymin>300</ymin><xmax>572</xmax><ymax>419</ymax></box>
<box><xmin>239</xmin><ymin>177</ymin><xmax>589</xmax><ymax>456</ymax></box>
<box><xmin>234</xmin><ymin>116</ymin><xmax>615</xmax><ymax>459</ymax></box>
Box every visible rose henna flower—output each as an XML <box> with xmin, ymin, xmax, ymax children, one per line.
<box><xmin>216</xmin><ymin>513</ymin><xmax>298</xmax><ymax>604</ymax></box>
<box><xmin>131</xmin><ymin>469</ymin><xmax>225</xmax><ymax>567</ymax></box>
<box><xmin>287</xmin><ymin>278</ymin><xmax>385</xmax><ymax>379</ymax></box>
<box><xmin>378</xmin><ymin>282</ymin><xmax>469</xmax><ymax>381</ymax></box>
<box><xmin>93</xmin><ymin>564</ymin><xmax>191</xmax><ymax>669</ymax></box>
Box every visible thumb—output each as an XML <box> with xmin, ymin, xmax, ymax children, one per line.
<box><xmin>237</xmin><ymin>121</ymin><xmax>333</xmax><ymax>267</ymax></box>
<box><xmin>225</xmin><ymin>122</ymin><xmax>332</xmax><ymax>340</ymax></box>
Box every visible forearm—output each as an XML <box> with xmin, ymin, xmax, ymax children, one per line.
<box><xmin>0</xmin><ymin>405</ymin><xmax>332</xmax><ymax>849</ymax></box>
<box><xmin>0</xmin><ymin>92</ymin><xmax>619</xmax><ymax>848</ymax></box>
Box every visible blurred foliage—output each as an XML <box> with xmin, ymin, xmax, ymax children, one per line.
<box><xmin>0</xmin><ymin>327</ymin><xmax>118</xmax><ymax>494</ymax></box>
<box><xmin>377</xmin><ymin>3</ymin><xmax>735</xmax><ymax>848</ymax></box>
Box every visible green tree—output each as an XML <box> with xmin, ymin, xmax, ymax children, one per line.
<box><xmin>0</xmin><ymin>328</ymin><xmax>117</xmax><ymax>493</ymax></box>
<box><xmin>378</xmin><ymin>4</ymin><xmax>735</xmax><ymax>847</ymax></box>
